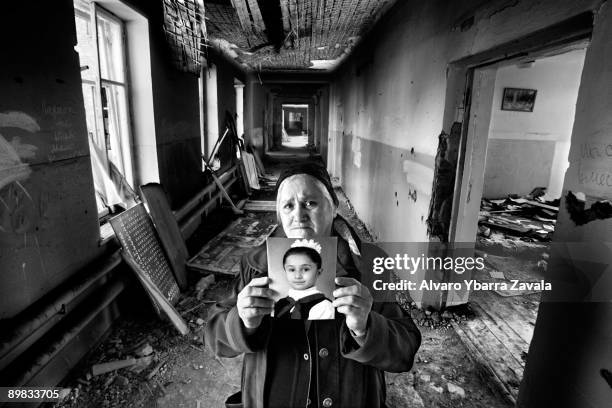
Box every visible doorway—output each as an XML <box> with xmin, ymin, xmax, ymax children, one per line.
<box><xmin>281</xmin><ymin>104</ymin><xmax>309</xmax><ymax>148</ymax></box>
<box><xmin>444</xmin><ymin>15</ymin><xmax>591</xmax><ymax>403</ymax></box>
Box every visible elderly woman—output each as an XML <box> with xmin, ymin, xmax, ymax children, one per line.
<box><xmin>205</xmin><ymin>162</ymin><xmax>421</xmax><ymax>408</ymax></box>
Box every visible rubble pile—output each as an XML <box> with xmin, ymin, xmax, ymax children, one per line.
<box><xmin>56</xmin><ymin>277</ymin><xmax>230</xmax><ymax>407</ymax></box>
<box><xmin>479</xmin><ymin>191</ymin><xmax>559</xmax><ymax>243</ymax></box>
<box><xmin>397</xmin><ymin>293</ymin><xmax>475</xmax><ymax>330</ymax></box>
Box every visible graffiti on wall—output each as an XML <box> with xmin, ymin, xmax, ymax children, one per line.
<box><xmin>0</xmin><ymin>111</ymin><xmax>39</xmax><ymax>234</ymax></box>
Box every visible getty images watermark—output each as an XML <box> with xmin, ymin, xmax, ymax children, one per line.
<box><xmin>359</xmin><ymin>242</ymin><xmax>611</xmax><ymax>304</ymax></box>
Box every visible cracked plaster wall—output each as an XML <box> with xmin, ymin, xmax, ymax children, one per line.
<box><xmin>330</xmin><ymin>0</ymin><xmax>602</xmax><ymax>242</ymax></box>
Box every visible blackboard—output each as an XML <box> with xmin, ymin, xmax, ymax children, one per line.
<box><xmin>109</xmin><ymin>204</ymin><xmax>180</xmax><ymax>306</ymax></box>
<box><xmin>140</xmin><ymin>183</ymin><xmax>189</xmax><ymax>290</ymax></box>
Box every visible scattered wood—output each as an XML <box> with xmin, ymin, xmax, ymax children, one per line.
<box><xmin>135</xmin><ymin>343</ymin><xmax>154</xmax><ymax>357</ymax></box>
<box><xmin>243</xmin><ymin>200</ymin><xmax>276</xmax><ymax>212</ymax></box>
<box><xmin>92</xmin><ymin>356</ymin><xmax>154</xmax><ymax>376</ymax></box>
<box><xmin>130</xmin><ymin>355</ymin><xmax>154</xmax><ymax>373</ymax></box>
<box><xmin>103</xmin><ymin>374</ymin><xmax>116</xmax><ymax>388</ymax></box>
<box><xmin>146</xmin><ymin>360</ymin><xmax>166</xmax><ymax>380</ymax></box>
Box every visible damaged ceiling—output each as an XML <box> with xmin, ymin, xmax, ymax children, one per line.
<box><xmin>203</xmin><ymin>0</ymin><xmax>397</xmax><ymax>72</ymax></box>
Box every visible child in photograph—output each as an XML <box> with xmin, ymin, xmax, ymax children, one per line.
<box><xmin>274</xmin><ymin>239</ymin><xmax>335</xmax><ymax>320</ymax></box>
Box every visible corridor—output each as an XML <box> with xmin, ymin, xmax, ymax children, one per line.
<box><xmin>2</xmin><ymin>1</ymin><xmax>612</xmax><ymax>408</ymax></box>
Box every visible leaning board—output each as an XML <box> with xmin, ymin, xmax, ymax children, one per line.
<box><xmin>140</xmin><ymin>183</ymin><xmax>189</xmax><ymax>290</ymax></box>
<box><xmin>109</xmin><ymin>204</ymin><xmax>181</xmax><ymax>305</ymax></box>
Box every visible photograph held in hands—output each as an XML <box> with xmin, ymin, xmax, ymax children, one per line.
<box><xmin>266</xmin><ymin>237</ymin><xmax>337</xmax><ymax>320</ymax></box>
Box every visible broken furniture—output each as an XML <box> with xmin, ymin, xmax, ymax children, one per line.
<box><xmin>109</xmin><ymin>204</ymin><xmax>188</xmax><ymax>335</ymax></box>
<box><xmin>478</xmin><ymin>195</ymin><xmax>559</xmax><ymax>242</ymax></box>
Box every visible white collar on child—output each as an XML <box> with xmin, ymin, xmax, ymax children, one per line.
<box><xmin>287</xmin><ymin>286</ymin><xmax>323</xmax><ymax>301</ymax></box>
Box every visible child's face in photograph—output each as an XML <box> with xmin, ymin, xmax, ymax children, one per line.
<box><xmin>283</xmin><ymin>253</ymin><xmax>319</xmax><ymax>290</ymax></box>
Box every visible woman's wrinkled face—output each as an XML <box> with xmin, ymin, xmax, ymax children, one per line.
<box><xmin>277</xmin><ymin>175</ymin><xmax>336</xmax><ymax>239</ymax></box>
<box><xmin>284</xmin><ymin>253</ymin><xmax>319</xmax><ymax>290</ymax></box>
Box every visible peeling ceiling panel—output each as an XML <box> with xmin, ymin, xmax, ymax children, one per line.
<box><xmin>163</xmin><ymin>0</ymin><xmax>208</xmax><ymax>74</ymax></box>
<box><xmin>203</xmin><ymin>0</ymin><xmax>396</xmax><ymax>72</ymax></box>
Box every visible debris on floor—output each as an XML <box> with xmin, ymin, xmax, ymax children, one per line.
<box><xmin>396</xmin><ymin>295</ymin><xmax>476</xmax><ymax>330</ymax></box>
<box><xmin>56</xmin><ymin>182</ymin><xmax>514</xmax><ymax>408</ymax></box>
<box><xmin>186</xmin><ymin>212</ymin><xmax>277</xmax><ymax>276</ymax></box>
<box><xmin>478</xmin><ymin>190</ymin><xmax>559</xmax><ymax>243</ymax></box>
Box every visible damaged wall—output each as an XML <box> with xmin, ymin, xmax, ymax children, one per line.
<box><xmin>518</xmin><ymin>2</ymin><xmax>612</xmax><ymax>406</ymax></box>
<box><xmin>329</xmin><ymin>0</ymin><xmax>601</xmax><ymax>242</ymax></box>
<box><xmin>0</xmin><ymin>0</ymin><xmax>248</xmax><ymax>387</ymax></box>
<box><xmin>483</xmin><ymin>49</ymin><xmax>586</xmax><ymax>199</ymax></box>
<box><xmin>0</xmin><ymin>1</ymin><xmax>103</xmax><ymax>319</ymax></box>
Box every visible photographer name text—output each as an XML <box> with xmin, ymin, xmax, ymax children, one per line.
<box><xmin>371</xmin><ymin>279</ymin><xmax>552</xmax><ymax>292</ymax></box>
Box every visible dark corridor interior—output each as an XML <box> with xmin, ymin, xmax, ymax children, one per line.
<box><xmin>2</xmin><ymin>1</ymin><xmax>612</xmax><ymax>408</ymax></box>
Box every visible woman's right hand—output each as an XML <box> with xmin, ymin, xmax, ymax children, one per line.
<box><xmin>236</xmin><ymin>277</ymin><xmax>276</xmax><ymax>329</ymax></box>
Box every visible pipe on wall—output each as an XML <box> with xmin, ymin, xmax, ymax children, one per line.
<box><xmin>8</xmin><ymin>277</ymin><xmax>126</xmax><ymax>387</ymax></box>
<box><xmin>0</xmin><ymin>251</ymin><xmax>122</xmax><ymax>372</ymax></box>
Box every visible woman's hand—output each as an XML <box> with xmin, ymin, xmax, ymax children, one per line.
<box><xmin>332</xmin><ymin>277</ymin><xmax>373</xmax><ymax>337</ymax></box>
<box><xmin>237</xmin><ymin>277</ymin><xmax>276</xmax><ymax>329</ymax></box>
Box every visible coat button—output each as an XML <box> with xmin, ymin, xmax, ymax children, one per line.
<box><xmin>322</xmin><ymin>397</ymin><xmax>333</xmax><ymax>407</ymax></box>
<box><xmin>319</xmin><ymin>348</ymin><xmax>329</xmax><ymax>358</ymax></box>
<box><xmin>303</xmin><ymin>353</ymin><xmax>309</xmax><ymax>360</ymax></box>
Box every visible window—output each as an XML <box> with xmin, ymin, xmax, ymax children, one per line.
<box><xmin>74</xmin><ymin>0</ymin><xmax>137</xmax><ymax>223</ymax></box>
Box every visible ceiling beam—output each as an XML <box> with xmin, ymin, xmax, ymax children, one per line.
<box><xmin>246</xmin><ymin>0</ymin><xmax>265</xmax><ymax>33</ymax></box>
<box><xmin>230</xmin><ymin>0</ymin><xmax>266</xmax><ymax>47</ymax></box>
<box><xmin>280</xmin><ymin>0</ymin><xmax>291</xmax><ymax>33</ymax></box>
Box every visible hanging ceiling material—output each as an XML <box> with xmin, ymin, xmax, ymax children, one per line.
<box><xmin>162</xmin><ymin>0</ymin><xmax>208</xmax><ymax>73</ymax></box>
<box><xmin>204</xmin><ymin>0</ymin><xmax>396</xmax><ymax>72</ymax></box>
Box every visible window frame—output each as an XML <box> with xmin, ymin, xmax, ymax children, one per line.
<box><xmin>94</xmin><ymin>4</ymin><xmax>135</xmax><ymax>188</ymax></box>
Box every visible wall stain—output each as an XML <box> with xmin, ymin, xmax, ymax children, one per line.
<box><xmin>565</xmin><ymin>191</ymin><xmax>612</xmax><ymax>226</ymax></box>
<box><xmin>408</xmin><ymin>189</ymin><xmax>417</xmax><ymax>202</ymax></box>
<box><xmin>601</xmin><ymin>369</ymin><xmax>612</xmax><ymax>389</ymax></box>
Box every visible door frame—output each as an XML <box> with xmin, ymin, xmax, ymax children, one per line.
<box><xmin>446</xmin><ymin>13</ymin><xmax>593</xmax><ymax>243</ymax></box>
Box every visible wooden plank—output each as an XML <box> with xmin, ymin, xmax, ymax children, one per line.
<box><xmin>460</xmin><ymin>316</ymin><xmax>523</xmax><ymax>386</ymax></box>
<box><xmin>230</xmin><ymin>0</ymin><xmax>259</xmax><ymax>47</ymax></box>
<box><xmin>452</xmin><ymin>322</ymin><xmax>517</xmax><ymax>405</ymax></box>
<box><xmin>242</xmin><ymin>152</ymin><xmax>260</xmax><ymax>190</ymax></box>
<box><xmin>469</xmin><ymin>302</ymin><xmax>529</xmax><ymax>367</ymax></box>
<box><xmin>280</xmin><ymin>0</ymin><xmax>291</xmax><ymax>33</ymax></box>
<box><xmin>140</xmin><ymin>184</ymin><xmax>189</xmax><ymax>290</ymax></box>
<box><xmin>455</xmin><ymin>318</ymin><xmax>521</xmax><ymax>403</ymax></box>
<box><xmin>186</xmin><ymin>215</ymin><xmax>277</xmax><ymax>276</ymax></box>
<box><xmin>244</xmin><ymin>200</ymin><xmax>276</xmax><ymax>212</ymax></box>
<box><xmin>473</xmin><ymin>291</ymin><xmax>538</xmax><ymax>345</ymax></box>
<box><xmin>246</xmin><ymin>0</ymin><xmax>265</xmax><ymax>32</ymax></box>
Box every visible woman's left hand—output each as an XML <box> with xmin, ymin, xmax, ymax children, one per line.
<box><xmin>332</xmin><ymin>277</ymin><xmax>373</xmax><ymax>337</ymax></box>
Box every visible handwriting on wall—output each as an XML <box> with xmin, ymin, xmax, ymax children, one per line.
<box><xmin>41</xmin><ymin>103</ymin><xmax>87</xmax><ymax>162</ymax></box>
<box><xmin>576</xmin><ymin>141</ymin><xmax>612</xmax><ymax>198</ymax></box>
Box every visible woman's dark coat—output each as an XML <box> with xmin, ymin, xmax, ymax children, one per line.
<box><xmin>205</xmin><ymin>219</ymin><xmax>421</xmax><ymax>408</ymax></box>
